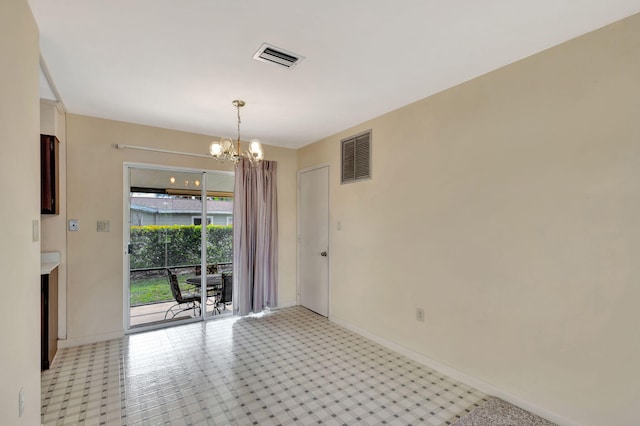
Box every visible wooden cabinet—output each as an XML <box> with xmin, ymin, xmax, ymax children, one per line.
<box><xmin>41</xmin><ymin>134</ymin><xmax>59</xmax><ymax>215</ymax></box>
<box><xmin>41</xmin><ymin>268</ymin><xmax>59</xmax><ymax>370</ymax></box>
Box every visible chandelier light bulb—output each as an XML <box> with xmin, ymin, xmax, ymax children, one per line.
<box><xmin>209</xmin><ymin>142</ymin><xmax>222</xmax><ymax>157</ymax></box>
<box><xmin>249</xmin><ymin>139</ymin><xmax>263</xmax><ymax>155</ymax></box>
<box><xmin>170</xmin><ymin>176</ymin><xmax>176</xmax><ymax>184</ymax></box>
<box><xmin>221</xmin><ymin>138</ymin><xmax>233</xmax><ymax>153</ymax></box>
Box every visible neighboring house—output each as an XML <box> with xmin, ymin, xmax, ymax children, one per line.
<box><xmin>130</xmin><ymin>197</ymin><xmax>233</xmax><ymax>226</ymax></box>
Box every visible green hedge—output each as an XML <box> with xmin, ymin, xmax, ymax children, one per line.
<box><xmin>130</xmin><ymin>225</ymin><xmax>232</xmax><ymax>269</ymax></box>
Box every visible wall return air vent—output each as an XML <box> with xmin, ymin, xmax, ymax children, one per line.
<box><xmin>341</xmin><ymin>130</ymin><xmax>372</xmax><ymax>184</ymax></box>
<box><xmin>253</xmin><ymin>43</ymin><xmax>304</xmax><ymax>69</ymax></box>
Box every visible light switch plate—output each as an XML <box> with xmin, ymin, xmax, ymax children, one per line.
<box><xmin>32</xmin><ymin>219</ymin><xmax>39</xmax><ymax>242</ymax></box>
<box><xmin>97</xmin><ymin>220</ymin><xmax>110</xmax><ymax>232</ymax></box>
<box><xmin>18</xmin><ymin>387</ymin><xmax>24</xmax><ymax>417</ymax></box>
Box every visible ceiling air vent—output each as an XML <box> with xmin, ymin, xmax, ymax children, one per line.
<box><xmin>253</xmin><ymin>43</ymin><xmax>304</xmax><ymax>69</ymax></box>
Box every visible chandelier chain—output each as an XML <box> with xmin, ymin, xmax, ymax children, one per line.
<box><xmin>237</xmin><ymin>103</ymin><xmax>241</xmax><ymax>144</ymax></box>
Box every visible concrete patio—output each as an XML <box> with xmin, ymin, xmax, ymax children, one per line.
<box><xmin>130</xmin><ymin>299</ymin><xmax>232</xmax><ymax>328</ymax></box>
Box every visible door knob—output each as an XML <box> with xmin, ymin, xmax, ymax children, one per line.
<box><xmin>320</xmin><ymin>251</ymin><xmax>327</xmax><ymax>257</ymax></box>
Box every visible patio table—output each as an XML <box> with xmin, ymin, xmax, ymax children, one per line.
<box><xmin>186</xmin><ymin>273</ymin><xmax>222</xmax><ymax>288</ymax></box>
<box><xmin>186</xmin><ymin>274</ymin><xmax>223</xmax><ymax>314</ymax></box>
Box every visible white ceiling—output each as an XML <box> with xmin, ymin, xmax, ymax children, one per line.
<box><xmin>28</xmin><ymin>0</ymin><xmax>640</xmax><ymax>149</ymax></box>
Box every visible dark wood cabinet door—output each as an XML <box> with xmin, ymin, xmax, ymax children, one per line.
<box><xmin>41</xmin><ymin>277</ymin><xmax>47</xmax><ymax>370</ymax></box>
<box><xmin>41</xmin><ymin>268</ymin><xmax>59</xmax><ymax>371</ymax></box>
<box><xmin>41</xmin><ymin>134</ymin><xmax>59</xmax><ymax>215</ymax></box>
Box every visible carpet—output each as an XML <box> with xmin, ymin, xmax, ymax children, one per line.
<box><xmin>453</xmin><ymin>397</ymin><xmax>557</xmax><ymax>426</ymax></box>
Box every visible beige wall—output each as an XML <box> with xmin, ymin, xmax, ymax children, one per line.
<box><xmin>0</xmin><ymin>0</ymin><xmax>41</xmax><ymax>423</ymax></box>
<box><xmin>64</xmin><ymin>114</ymin><xmax>297</xmax><ymax>344</ymax></box>
<box><xmin>298</xmin><ymin>14</ymin><xmax>640</xmax><ymax>426</ymax></box>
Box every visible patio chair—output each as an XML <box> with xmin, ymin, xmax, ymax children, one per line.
<box><xmin>164</xmin><ymin>268</ymin><xmax>200</xmax><ymax>319</ymax></box>
<box><xmin>219</xmin><ymin>272</ymin><xmax>233</xmax><ymax>311</ymax></box>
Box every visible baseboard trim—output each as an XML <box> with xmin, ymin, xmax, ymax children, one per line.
<box><xmin>57</xmin><ymin>330</ymin><xmax>125</xmax><ymax>349</ymax></box>
<box><xmin>275</xmin><ymin>300</ymin><xmax>297</xmax><ymax>309</ymax></box>
<box><xmin>330</xmin><ymin>317</ymin><xmax>577</xmax><ymax>426</ymax></box>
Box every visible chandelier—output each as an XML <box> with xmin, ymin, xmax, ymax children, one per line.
<box><xmin>209</xmin><ymin>100</ymin><xmax>264</xmax><ymax>165</ymax></box>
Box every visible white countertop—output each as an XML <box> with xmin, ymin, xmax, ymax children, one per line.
<box><xmin>41</xmin><ymin>251</ymin><xmax>60</xmax><ymax>275</ymax></box>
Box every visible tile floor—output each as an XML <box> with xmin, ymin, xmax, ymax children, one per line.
<box><xmin>41</xmin><ymin>339</ymin><xmax>123</xmax><ymax>425</ymax></box>
<box><xmin>42</xmin><ymin>306</ymin><xmax>488</xmax><ymax>425</ymax></box>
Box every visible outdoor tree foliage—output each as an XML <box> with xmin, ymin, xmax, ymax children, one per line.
<box><xmin>129</xmin><ymin>225</ymin><xmax>232</xmax><ymax>269</ymax></box>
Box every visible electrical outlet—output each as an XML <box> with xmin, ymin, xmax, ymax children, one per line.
<box><xmin>68</xmin><ymin>219</ymin><xmax>79</xmax><ymax>231</ymax></box>
<box><xmin>416</xmin><ymin>307</ymin><xmax>425</xmax><ymax>322</ymax></box>
<box><xmin>18</xmin><ymin>387</ymin><xmax>24</xmax><ymax>417</ymax></box>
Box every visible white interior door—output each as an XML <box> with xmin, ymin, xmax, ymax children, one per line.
<box><xmin>299</xmin><ymin>166</ymin><xmax>329</xmax><ymax>316</ymax></box>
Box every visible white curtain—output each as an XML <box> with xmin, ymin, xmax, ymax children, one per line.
<box><xmin>232</xmin><ymin>158</ymin><xmax>278</xmax><ymax>315</ymax></box>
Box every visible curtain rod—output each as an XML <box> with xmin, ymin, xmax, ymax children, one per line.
<box><xmin>116</xmin><ymin>143</ymin><xmax>211</xmax><ymax>159</ymax></box>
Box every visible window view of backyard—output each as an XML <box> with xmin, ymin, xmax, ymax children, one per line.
<box><xmin>129</xmin><ymin>193</ymin><xmax>234</xmax><ymax>327</ymax></box>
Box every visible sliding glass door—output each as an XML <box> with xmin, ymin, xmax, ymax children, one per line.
<box><xmin>203</xmin><ymin>190</ymin><xmax>234</xmax><ymax>316</ymax></box>
<box><xmin>125</xmin><ymin>165</ymin><xmax>234</xmax><ymax>330</ymax></box>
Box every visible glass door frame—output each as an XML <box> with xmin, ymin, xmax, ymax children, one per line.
<box><xmin>123</xmin><ymin>162</ymin><xmax>233</xmax><ymax>333</ymax></box>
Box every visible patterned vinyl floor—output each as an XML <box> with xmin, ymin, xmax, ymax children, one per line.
<box><xmin>42</xmin><ymin>306</ymin><xmax>488</xmax><ymax>425</ymax></box>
